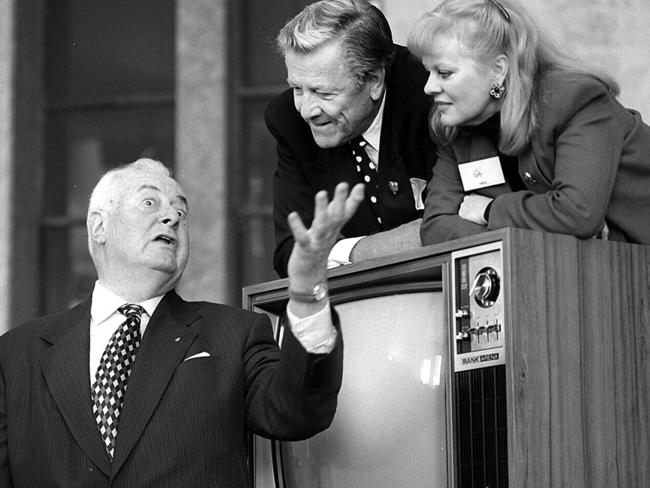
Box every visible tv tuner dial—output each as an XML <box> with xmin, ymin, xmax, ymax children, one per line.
<box><xmin>470</xmin><ymin>267</ymin><xmax>500</xmax><ymax>308</ymax></box>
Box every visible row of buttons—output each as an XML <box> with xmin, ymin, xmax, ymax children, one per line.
<box><xmin>456</xmin><ymin>321</ymin><xmax>502</xmax><ymax>342</ymax></box>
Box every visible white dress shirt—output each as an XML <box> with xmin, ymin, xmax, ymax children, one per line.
<box><xmin>89</xmin><ymin>282</ymin><xmax>163</xmax><ymax>384</ymax></box>
<box><xmin>89</xmin><ymin>281</ymin><xmax>337</xmax><ymax>383</ymax></box>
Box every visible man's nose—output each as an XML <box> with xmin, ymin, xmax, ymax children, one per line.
<box><xmin>161</xmin><ymin>205</ymin><xmax>180</xmax><ymax>228</ymax></box>
<box><xmin>298</xmin><ymin>91</ymin><xmax>322</xmax><ymax>120</ymax></box>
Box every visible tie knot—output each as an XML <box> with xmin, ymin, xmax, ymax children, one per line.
<box><xmin>118</xmin><ymin>303</ymin><xmax>145</xmax><ymax>320</ymax></box>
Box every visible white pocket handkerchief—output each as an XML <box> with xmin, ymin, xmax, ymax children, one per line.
<box><xmin>184</xmin><ymin>351</ymin><xmax>210</xmax><ymax>361</ymax></box>
<box><xmin>410</xmin><ymin>177</ymin><xmax>427</xmax><ymax>210</ymax></box>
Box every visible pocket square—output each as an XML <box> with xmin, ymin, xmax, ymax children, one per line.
<box><xmin>184</xmin><ymin>351</ymin><xmax>210</xmax><ymax>361</ymax></box>
<box><xmin>410</xmin><ymin>177</ymin><xmax>427</xmax><ymax>210</ymax></box>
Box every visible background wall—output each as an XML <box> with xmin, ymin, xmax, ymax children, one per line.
<box><xmin>381</xmin><ymin>0</ymin><xmax>650</xmax><ymax>118</ymax></box>
<box><xmin>2</xmin><ymin>0</ymin><xmax>650</xmax><ymax>332</ymax></box>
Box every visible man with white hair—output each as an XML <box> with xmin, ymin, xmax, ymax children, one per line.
<box><xmin>0</xmin><ymin>158</ymin><xmax>363</xmax><ymax>487</ymax></box>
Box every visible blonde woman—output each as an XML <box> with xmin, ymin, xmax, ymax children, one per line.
<box><xmin>408</xmin><ymin>0</ymin><xmax>650</xmax><ymax>244</ymax></box>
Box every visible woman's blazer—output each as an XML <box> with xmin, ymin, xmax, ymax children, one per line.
<box><xmin>421</xmin><ymin>71</ymin><xmax>650</xmax><ymax>245</ymax></box>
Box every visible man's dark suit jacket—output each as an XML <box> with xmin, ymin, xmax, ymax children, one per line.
<box><xmin>0</xmin><ymin>291</ymin><xmax>342</xmax><ymax>487</ymax></box>
<box><xmin>266</xmin><ymin>45</ymin><xmax>436</xmax><ymax>277</ymax></box>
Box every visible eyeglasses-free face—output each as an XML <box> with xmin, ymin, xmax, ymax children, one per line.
<box><xmin>285</xmin><ymin>39</ymin><xmax>384</xmax><ymax>149</ymax></box>
<box><xmin>421</xmin><ymin>33</ymin><xmax>505</xmax><ymax>128</ymax></box>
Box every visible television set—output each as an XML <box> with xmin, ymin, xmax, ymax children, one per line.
<box><xmin>279</xmin><ymin>289</ymin><xmax>448</xmax><ymax>487</ymax></box>
<box><xmin>243</xmin><ymin>229</ymin><xmax>650</xmax><ymax>488</ymax></box>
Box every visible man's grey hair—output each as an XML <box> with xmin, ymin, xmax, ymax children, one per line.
<box><xmin>276</xmin><ymin>0</ymin><xmax>394</xmax><ymax>86</ymax></box>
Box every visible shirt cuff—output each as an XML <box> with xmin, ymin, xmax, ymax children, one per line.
<box><xmin>327</xmin><ymin>236</ymin><xmax>365</xmax><ymax>268</ymax></box>
<box><xmin>483</xmin><ymin>200</ymin><xmax>493</xmax><ymax>222</ymax></box>
<box><xmin>286</xmin><ymin>302</ymin><xmax>338</xmax><ymax>354</ymax></box>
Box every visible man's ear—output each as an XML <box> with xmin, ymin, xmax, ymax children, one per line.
<box><xmin>87</xmin><ymin>211</ymin><xmax>107</xmax><ymax>245</ymax></box>
<box><xmin>366</xmin><ymin>66</ymin><xmax>386</xmax><ymax>101</ymax></box>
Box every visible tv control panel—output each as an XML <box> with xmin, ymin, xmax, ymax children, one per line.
<box><xmin>451</xmin><ymin>242</ymin><xmax>505</xmax><ymax>371</ymax></box>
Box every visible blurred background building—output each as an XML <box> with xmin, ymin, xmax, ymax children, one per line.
<box><xmin>1</xmin><ymin>0</ymin><xmax>649</xmax><ymax>333</ymax></box>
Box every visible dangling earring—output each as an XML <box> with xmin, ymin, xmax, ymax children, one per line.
<box><xmin>489</xmin><ymin>80</ymin><xmax>506</xmax><ymax>99</ymax></box>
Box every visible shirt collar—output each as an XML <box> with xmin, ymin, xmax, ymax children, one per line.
<box><xmin>91</xmin><ymin>281</ymin><xmax>164</xmax><ymax>324</ymax></box>
<box><xmin>361</xmin><ymin>92</ymin><xmax>386</xmax><ymax>152</ymax></box>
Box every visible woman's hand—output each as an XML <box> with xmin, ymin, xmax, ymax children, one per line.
<box><xmin>458</xmin><ymin>193</ymin><xmax>493</xmax><ymax>225</ymax></box>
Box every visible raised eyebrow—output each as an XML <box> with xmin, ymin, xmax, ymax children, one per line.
<box><xmin>137</xmin><ymin>184</ymin><xmax>161</xmax><ymax>194</ymax></box>
<box><xmin>136</xmin><ymin>185</ymin><xmax>188</xmax><ymax>208</ymax></box>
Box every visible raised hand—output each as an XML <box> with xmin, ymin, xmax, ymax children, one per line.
<box><xmin>286</xmin><ymin>182</ymin><xmax>364</xmax><ymax>301</ymax></box>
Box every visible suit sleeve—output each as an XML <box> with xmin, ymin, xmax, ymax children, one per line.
<box><xmin>486</xmin><ymin>76</ymin><xmax>624</xmax><ymax>237</ymax></box>
<box><xmin>420</xmin><ymin>145</ymin><xmax>487</xmax><ymax>245</ymax></box>
<box><xmin>243</xmin><ymin>309</ymin><xmax>343</xmax><ymax>441</ymax></box>
<box><xmin>266</xmin><ymin>94</ymin><xmax>316</xmax><ymax>278</ymax></box>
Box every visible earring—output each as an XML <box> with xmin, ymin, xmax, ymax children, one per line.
<box><xmin>489</xmin><ymin>80</ymin><xmax>506</xmax><ymax>99</ymax></box>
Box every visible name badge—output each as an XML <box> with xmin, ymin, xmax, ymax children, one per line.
<box><xmin>458</xmin><ymin>156</ymin><xmax>505</xmax><ymax>191</ymax></box>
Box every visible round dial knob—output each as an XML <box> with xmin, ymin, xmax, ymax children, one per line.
<box><xmin>470</xmin><ymin>267</ymin><xmax>500</xmax><ymax>308</ymax></box>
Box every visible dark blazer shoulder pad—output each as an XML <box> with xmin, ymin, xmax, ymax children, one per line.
<box><xmin>535</xmin><ymin>71</ymin><xmax>615</xmax><ymax>127</ymax></box>
<box><xmin>4</xmin><ymin>296</ymin><xmax>92</xmax><ymax>343</ymax></box>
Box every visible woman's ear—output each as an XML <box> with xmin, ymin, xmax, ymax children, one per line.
<box><xmin>87</xmin><ymin>211</ymin><xmax>106</xmax><ymax>245</ymax></box>
<box><xmin>493</xmin><ymin>54</ymin><xmax>509</xmax><ymax>84</ymax></box>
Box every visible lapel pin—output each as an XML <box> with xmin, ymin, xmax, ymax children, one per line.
<box><xmin>388</xmin><ymin>181</ymin><xmax>399</xmax><ymax>195</ymax></box>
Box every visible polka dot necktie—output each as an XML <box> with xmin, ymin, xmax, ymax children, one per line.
<box><xmin>350</xmin><ymin>136</ymin><xmax>382</xmax><ymax>226</ymax></box>
<box><xmin>91</xmin><ymin>303</ymin><xmax>144</xmax><ymax>459</ymax></box>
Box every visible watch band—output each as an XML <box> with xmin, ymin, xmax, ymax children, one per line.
<box><xmin>288</xmin><ymin>282</ymin><xmax>328</xmax><ymax>303</ymax></box>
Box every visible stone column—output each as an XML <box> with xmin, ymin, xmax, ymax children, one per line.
<box><xmin>176</xmin><ymin>0</ymin><xmax>232</xmax><ymax>304</ymax></box>
<box><xmin>0</xmin><ymin>0</ymin><xmax>44</xmax><ymax>333</ymax></box>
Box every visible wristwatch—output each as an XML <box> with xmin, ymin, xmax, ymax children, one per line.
<box><xmin>288</xmin><ymin>282</ymin><xmax>328</xmax><ymax>303</ymax></box>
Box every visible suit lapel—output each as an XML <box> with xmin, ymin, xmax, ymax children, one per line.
<box><xmin>39</xmin><ymin>298</ymin><xmax>113</xmax><ymax>477</ymax></box>
<box><xmin>379</xmin><ymin>102</ymin><xmax>414</xmax><ymax>202</ymax></box>
<box><xmin>317</xmin><ymin>147</ymin><xmax>380</xmax><ymax>234</ymax></box>
<box><xmin>111</xmin><ymin>291</ymin><xmax>201</xmax><ymax>475</ymax></box>
<box><xmin>378</xmin><ymin>103</ymin><xmax>394</xmax><ymax>180</ymax></box>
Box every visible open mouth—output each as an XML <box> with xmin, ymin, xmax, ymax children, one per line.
<box><xmin>154</xmin><ymin>234</ymin><xmax>176</xmax><ymax>245</ymax></box>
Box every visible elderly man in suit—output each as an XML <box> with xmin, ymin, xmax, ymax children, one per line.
<box><xmin>267</xmin><ymin>0</ymin><xmax>437</xmax><ymax>277</ymax></box>
<box><xmin>0</xmin><ymin>158</ymin><xmax>364</xmax><ymax>487</ymax></box>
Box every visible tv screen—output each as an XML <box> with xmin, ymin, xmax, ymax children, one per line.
<box><xmin>271</xmin><ymin>290</ymin><xmax>449</xmax><ymax>487</ymax></box>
